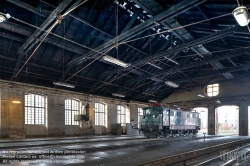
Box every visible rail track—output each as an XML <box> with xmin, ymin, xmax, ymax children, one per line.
<box><xmin>133</xmin><ymin>138</ymin><xmax>250</xmax><ymax>166</ymax></box>
<box><xmin>0</xmin><ymin>135</ymin><xmax>222</xmax><ymax>159</ymax></box>
<box><xmin>197</xmin><ymin>143</ymin><xmax>250</xmax><ymax>166</ymax></box>
<box><xmin>0</xmin><ymin>135</ymin><xmax>220</xmax><ymax>150</ymax></box>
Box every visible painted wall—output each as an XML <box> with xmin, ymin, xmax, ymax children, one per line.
<box><xmin>163</xmin><ymin>79</ymin><xmax>250</xmax><ymax>104</ymax></box>
<box><xmin>0</xmin><ymin>81</ymin><xmax>147</xmax><ymax>138</ymax></box>
<box><xmin>0</xmin><ymin>88</ymin><xmax>25</xmax><ymax>138</ymax></box>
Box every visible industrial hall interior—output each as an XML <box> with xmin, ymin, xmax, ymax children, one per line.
<box><xmin>1</xmin><ymin>0</ymin><xmax>250</xmax><ymax>165</ymax></box>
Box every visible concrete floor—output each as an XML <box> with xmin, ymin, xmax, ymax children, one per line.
<box><xmin>0</xmin><ymin>134</ymin><xmax>248</xmax><ymax>166</ymax></box>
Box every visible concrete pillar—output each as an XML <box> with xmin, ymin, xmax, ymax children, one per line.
<box><xmin>129</xmin><ymin>105</ymin><xmax>138</xmax><ymax>128</ymax></box>
<box><xmin>208</xmin><ymin>105</ymin><xmax>215</xmax><ymax>135</ymax></box>
<box><xmin>239</xmin><ymin>101</ymin><xmax>248</xmax><ymax>136</ymax></box>
<box><xmin>47</xmin><ymin>95</ymin><xmax>65</xmax><ymax>136</ymax></box>
<box><xmin>88</xmin><ymin>102</ymin><xmax>95</xmax><ymax>129</ymax></box>
<box><xmin>0</xmin><ymin>88</ymin><xmax>25</xmax><ymax>138</ymax></box>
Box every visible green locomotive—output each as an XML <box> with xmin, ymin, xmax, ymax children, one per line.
<box><xmin>139</xmin><ymin>106</ymin><xmax>200</xmax><ymax>138</ymax></box>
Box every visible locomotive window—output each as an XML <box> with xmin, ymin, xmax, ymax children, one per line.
<box><xmin>146</xmin><ymin>109</ymin><xmax>151</xmax><ymax>114</ymax></box>
<box><xmin>177</xmin><ymin>112</ymin><xmax>181</xmax><ymax>117</ymax></box>
<box><xmin>170</xmin><ymin>111</ymin><xmax>174</xmax><ymax>116</ymax></box>
<box><xmin>163</xmin><ymin>110</ymin><xmax>166</xmax><ymax>115</ymax></box>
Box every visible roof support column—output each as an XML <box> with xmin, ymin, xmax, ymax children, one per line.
<box><xmin>208</xmin><ymin>105</ymin><xmax>215</xmax><ymax>135</ymax></box>
<box><xmin>239</xmin><ymin>101</ymin><xmax>248</xmax><ymax>136</ymax></box>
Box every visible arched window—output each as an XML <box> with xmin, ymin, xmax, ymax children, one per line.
<box><xmin>138</xmin><ymin>107</ymin><xmax>143</xmax><ymax>128</ymax></box>
<box><xmin>65</xmin><ymin>99</ymin><xmax>79</xmax><ymax>125</ymax></box>
<box><xmin>95</xmin><ymin>103</ymin><xmax>105</xmax><ymax>126</ymax></box>
<box><xmin>25</xmin><ymin>94</ymin><xmax>45</xmax><ymax>125</ymax></box>
<box><xmin>205</xmin><ymin>83</ymin><xmax>219</xmax><ymax>97</ymax></box>
<box><xmin>117</xmin><ymin>105</ymin><xmax>126</xmax><ymax>126</ymax></box>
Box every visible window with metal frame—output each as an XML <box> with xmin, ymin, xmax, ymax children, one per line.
<box><xmin>138</xmin><ymin>107</ymin><xmax>143</xmax><ymax>128</ymax></box>
<box><xmin>95</xmin><ymin>103</ymin><xmax>105</xmax><ymax>126</ymax></box>
<box><xmin>25</xmin><ymin>94</ymin><xmax>45</xmax><ymax>125</ymax></box>
<box><xmin>206</xmin><ymin>83</ymin><xmax>219</xmax><ymax>97</ymax></box>
<box><xmin>65</xmin><ymin>99</ymin><xmax>79</xmax><ymax>125</ymax></box>
<box><xmin>117</xmin><ymin>105</ymin><xmax>126</xmax><ymax>126</ymax></box>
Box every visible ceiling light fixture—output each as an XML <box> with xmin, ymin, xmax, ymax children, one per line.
<box><xmin>164</xmin><ymin>56</ymin><xmax>179</xmax><ymax>65</ymax></box>
<box><xmin>232</xmin><ymin>6</ymin><xmax>250</xmax><ymax>27</ymax></box>
<box><xmin>0</xmin><ymin>13</ymin><xmax>10</xmax><ymax>23</ymax></box>
<box><xmin>148</xmin><ymin>100</ymin><xmax>157</xmax><ymax>103</ymax></box>
<box><xmin>53</xmin><ymin>82</ymin><xmax>75</xmax><ymax>88</ymax></box>
<box><xmin>216</xmin><ymin>100</ymin><xmax>221</xmax><ymax>103</ymax></box>
<box><xmin>12</xmin><ymin>100</ymin><xmax>21</xmax><ymax>104</ymax></box>
<box><xmin>197</xmin><ymin>94</ymin><xmax>205</xmax><ymax>97</ymax></box>
<box><xmin>112</xmin><ymin>93</ymin><xmax>125</xmax><ymax>98</ymax></box>
<box><xmin>150</xmin><ymin>77</ymin><xmax>162</xmax><ymax>82</ymax></box>
<box><xmin>165</xmin><ymin>81</ymin><xmax>179</xmax><ymax>88</ymax></box>
<box><xmin>103</xmin><ymin>56</ymin><xmax>130</xmax><ymax>68</ymax></box>
<box><xmin>143</xmin><ymin>92</ymin><xmax>155</xmax><ymax>97</ymax></box>
<box><xmin>147</xmin><ymin>62</ymin><xmax>162</xmax><ymax>70</ymax></box>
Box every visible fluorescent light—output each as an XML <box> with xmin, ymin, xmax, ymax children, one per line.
<box><xmin>112</xmin><ymin>93</ymin><xmax>125</xmax><ymax>97</ymax></box>
<box><xmin>165</xmin><ymin>81</ymin><xmax>179</xmax><ymax>88</ymax></box>
<box><xmin>143</xmin><ymin>92</ymin><xmax>155</xmax><ymax>97</ymax></box>
<box><xmin>53</xmin><ymin>82</ymin><xmax>75</xmax><ymax>88</ymax></box>
<box><xmin>216</xmin><ymin>100</ymin><xmax>221</xmax><ymax>103</ymax></box>
<box><xmin>173</xmin><ymin>104</ymin><xmax>178</xmax><ymax>107</ymax></box>
<box><xmin>164</xmin><ymin>56</ymin><xmax>179</xmax><ymax>65</ymax></box>
<box><xmin>134</xmin><ymin>4</ymin><xmax>140</xmax><ymax>8</ymax></box>
<box><xmin>12</xmin><ymin>100</ymin><xmax>21</xmax><ymax>104</ymax></box>
<box><xmin>232</xmin><ymin>6</ymin><xmax>250</xmax><ymax>26</ymax></box>
<box><xmin>150</xmin><ymin>77</ymin><xmax>162</xmax><ymax>82</ymax></box>
<box><xmin>103</xmin><ymin>56</ymin><xmax>130</xmax><ymax>68</ymax></box>
<box><xmin>147</xmin><ymin>62</ymin><xmax>162</xmax><ymax>70</ymax></box>
<box><xmin>197</xmin><ymin>94</ymin><xmax>205</xmax><ymax>97</ymax></box>
<box><xmin>0</xmin><ymin>13</ymin><xmax>10</xmax><ymax>23</ymax></box>
<box><xmin>148</xmin><ymin>100</ymin><xmax>157</xmax><ymax>103</ymax></box>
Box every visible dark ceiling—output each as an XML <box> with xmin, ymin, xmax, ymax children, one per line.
<box><xmin>0</xmin><ymin>0</ymin><xmax>250</xmax><ymax>102</ymax></box>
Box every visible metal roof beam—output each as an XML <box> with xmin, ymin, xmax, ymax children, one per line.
<box><xmin>17</xmin><ymin>0</ymin><xmax>74</xmax><ymax>54</ymax></box>
<box><xmin>196</xmin><ymin>6</ymin><xmax>211</xmax><ymax>25</ymax></box>
<box><xmin>120</xmin><ymin>46</ymin><xmax>248</xmax><ymax>85</ymax></box>
<box><xmin>66</xmin><ymin>0</ymin><xmax>207</xmax><ymax>67</ymax></box>
<box><xmin>133</xmin><ymin>0</ymin><xmax>233</xmax><ymax>78</ymax></box>
<box><xmin>6</xmin><ymin>0</ymin><xmax>48</xmax><ymax>17</ymax></box>
<box><xmin>11</xmin><ymin>0</ymin><xmax>75</xmax><ymax>77</ymax></box>
<box><xmin>0</xmin><ymin>22</ymin><xmax>87</xmax><ymax>54</ymax></box>
<box><xmin>102</xmin><ymin>26</ymin><xmax>239</xmax><ymax>77</ymax></box>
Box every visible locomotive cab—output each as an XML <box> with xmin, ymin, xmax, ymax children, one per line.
<box><xmin>139</xmin><ymin>107</ymin><xmax>163</xmax><ymax>138</ymax></box>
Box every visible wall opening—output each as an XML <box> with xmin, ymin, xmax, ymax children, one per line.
<box><xmin>215</xmin><ymin>105</ymin><xmax>239</xmax><ymax>135</ymax></box>
<box><xmin>192</xmin><ymin>107</ymin><xmax>208</xmax><ymax>134</ymax></box>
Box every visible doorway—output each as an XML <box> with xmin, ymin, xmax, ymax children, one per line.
<box><xmin>215</xmin><ymin>105</ymin><xmax>239</xmax><ymax>135</ymax></box>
